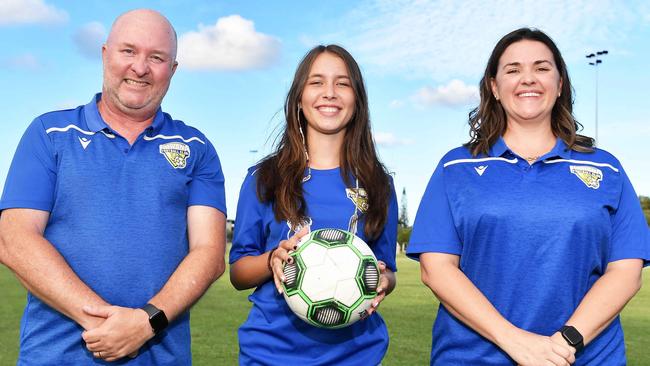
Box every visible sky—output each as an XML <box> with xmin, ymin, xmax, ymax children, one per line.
<box><xmin>1</xmin><ymin>0</ymin><xmax>649</xmax><ymax>221</ymax></box>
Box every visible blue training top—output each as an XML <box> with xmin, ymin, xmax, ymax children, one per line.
<box><xmin>0</xmin><ymin>94</ymin><xmax>226</xmax><ymax>366</ymax></box>
<box><xmin>407</xmin><ymin>137</ymin><xmax>649</xmax><ymax>366</ymax></box>
<box><xmin>230</xmin><ymin>166</ymin><xmax>397</xmax><ymax>366</ymax></box>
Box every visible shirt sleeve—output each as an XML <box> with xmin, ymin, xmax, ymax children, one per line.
<box><xmin>608</xmin><ymin>166</ymin><xmax>650</xmax><ymax>266</ymax></box>
<box><xmin>229</xmin><ymin>170</ymin><xmax>266</xmax><ymax>264</ymax></box>
<box><xmin>368</xmin><ymin>179</ymin><xmax>398</xmax><ymax>272</ymax></box>
<box><xmin>0</xmin><ymin>117</ymin><xmax>57</xmax><ymax>212</ymax></box>
<box><xmin>187</xmin><ymin>138</ymin><xmax>226</xmax><ymax>216</ymax></box>
<box><xmin>406</xmin><ymin>160</ymin><xmax>462</xmax><ymax>260</ymax></box>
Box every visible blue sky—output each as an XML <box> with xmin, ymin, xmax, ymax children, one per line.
<box><xmin>1</xmin><ymin>0</ymin><xmax>649</xmax><ymax>221</ymax></box>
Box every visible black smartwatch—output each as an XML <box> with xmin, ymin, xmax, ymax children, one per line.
<box><xmin>560</xmin><ymin>325</ymin><xmax>584</xmax><ymax>352</ymax></box>
<box><xmin>141</xmin><ymin>303</ymin><xmax>168</xmax><ymax>335</ymax></box>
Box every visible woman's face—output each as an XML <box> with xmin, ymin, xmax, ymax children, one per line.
<box><xmin>490</xmin><ymin>40</ymin><xmax>562</xmax><ymax>126</ymax></box>
<box><xmin>300</xmin><ymin>52</ymin><xmax>356</xmax><ymax>139</ymax></box>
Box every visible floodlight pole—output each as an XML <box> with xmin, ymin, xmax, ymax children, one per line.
<box><xmin>586</xmin><ymin>50</ymin><xmax>608</xmax><ymax>145</ymax></box>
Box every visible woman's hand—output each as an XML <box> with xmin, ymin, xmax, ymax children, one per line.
<box><xmin>366</xmin><ymin>260</ymin><xmax>395</xmax><ymax>316</ymax></box>
<box><xmin>548</xmin><ymin>331</ymin><xmax>577</xmax><ymax>364</ymax></box>
<box><xmin>499</xmin><ymin>328</ymin><xmax>575</xmax><ymax>366</ymax></box>
<box><xmin>269</xmin><ymin>227</ymin><xmax>309</xmax><ymax>293</ymax></box>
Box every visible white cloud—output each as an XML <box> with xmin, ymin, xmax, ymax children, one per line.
<box><xmin>412</xmin><ymin>79</ymin><xmax>479</xmax><ymax>107</ymax></box>
<box><xmin>73</xmin><ymin>22</ymin><xmax>106</xmax><ymax>60</ymax></box>
<box><xmin>389</xmin><ymin>99</ymin><xmax>404</xmax><ymax>108</ymax></box>
<box><xmin>343</xmin><ymin>0</ymin><xmax>645</xmax><ymax>80</ymax></box>
<box><xmin>5</xmin><ymin>53</ymin><xmax>41</xmax><ymax>70</ymax></box>
<box><xmin>177</xmin><ymin>15</ymin><xmax>281</xmax><ymax>71</ymax></box>
<box><xmin>375</xmin><ymin>132</ymin><xmax>413</xmax><ymax>147</ymax></box>
<box><xmin>0</xmin><ymin>0</ymin><xmax>67</xmax><ymax>26</ymax></box>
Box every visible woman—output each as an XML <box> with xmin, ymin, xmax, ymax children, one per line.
<box><xmin>407</xmin><ymin>28</ymin><xmax>648</xmax><ymax>365</ymax></box>
<box><xmin>229</xmin><ymin>45</ymin><xmax>397</xmax><ymax>365</ymax></box>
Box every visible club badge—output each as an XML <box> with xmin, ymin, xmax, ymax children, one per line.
<box><xmin>159</xmin><ymin>142</ymin><xmax>190</xmax><ymax>169</ymax></box>
<box><xmin>570</xmin><ymin>165</ymin><xmax>603</xmax><ymax>189</ymax></box>
<box><xmin>346</xmin><ymin>188</ymin><xmax>369</xmax><ymax>213</ymax></box>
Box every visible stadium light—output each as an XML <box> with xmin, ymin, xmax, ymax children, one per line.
<box><xmin>586</xmin><ymin>50</ymin><xmax>608</xmax><ymax>145</ymax></box>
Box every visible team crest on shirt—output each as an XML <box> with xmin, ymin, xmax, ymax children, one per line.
<box><xmin>159</xmin><ymin>142</ymin><xmax>190</xmax><ymax>169</ymax></box>
<box><xmin>346</xmin><ymin>188</ymin><xmax>369</xmax><ymax>213</ymax></box>
<box><xmin>570</xmin><ymin>165</ymin><xmax>603</xmax><ymax>189</ymax></box>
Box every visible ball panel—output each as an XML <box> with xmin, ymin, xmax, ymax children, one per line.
<box><xmin>282</xmin><ymin>254</ymin><xmax>306</xmax><ymax>296</ymax></box>
<box><xmin>351</xmin><ymin>235</ymin><xmax>375</xmax><ymax>257</ymax></box>
<box><xmin>285</xmin><ymin>293</ymin><xmax>311</xmax><ymax>323</ymax></box>
<box><xmin>283</xmin><ymin>262</ymin><xmax>298</xmax><ymax>288</ymax></box>
<box><xmin>299</xmin><ymin>241</ymin><xmax>328</xmax><ymax>267</ymax></box>
<box><xmin>309</xmin><ymin>302</ymin><xmax>348</xmax><ymax>328</ymax></box>
<box><xmin>358</xmin><ymin>258</ymin><xmax>379</xmax><ymax>296</ymax></box>
<box><xmin>313</xmin><ymin>228</ymin><xmax>350</xmax><ymax>247</ymax></box>
<box><xmin>301</xmin><ymin>261</ymin><xmax>338</xmax><ymax>302</ymax></box>
<box><xmin>325</xmin><ymin>246</ymin><xmax>361</xmax><ymax>279</ymax></box>
<box><xmin>334</xmin><ymin>278</ymin><xmax>363</xmax><ymax>307</ymax></box>
<box><xmin>348</xmin><ymin>298</ymin><xmax>374</xmax><ymax>324</ymax></box>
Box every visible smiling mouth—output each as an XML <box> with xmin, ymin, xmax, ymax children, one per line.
<box><xmin>124</xmin><ymin>79</ymin><xmax>149</xmax><ymax>87</ymax></box>
<box><xmin>517</xmin><ymin>92</ymin><xmax>541</xmax><ymax>97</ymax></box>
<box><xmin>317</xmin><ymin>106</ymin><xmax>340</xmax><ymax>113</ymax></box>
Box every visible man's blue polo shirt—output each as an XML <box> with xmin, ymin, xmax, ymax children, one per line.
<box><xmin>407</xmin><ymin>138</ymin><xmax>649</xmax><ymax>365</ymax></box>
<box><xmin>1</xmin><ymin>94</ymin><xmax>226</xmax><ymax>365</ymax></box>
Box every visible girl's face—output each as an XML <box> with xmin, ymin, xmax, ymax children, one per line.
<box><xmin>300</xmin><ymin>52</ymin><xmax>356</xmax><ymax>139</ymax></box>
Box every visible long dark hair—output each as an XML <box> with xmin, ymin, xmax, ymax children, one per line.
<box><xmin>466</xmin><ymin>27</ymin><xmax>593</xmax><ymax>156</ymax></box>
<box><xmin>255</xmin><ymin>45</ymin><xmax>391</xmax><ymax>240</ymax></box>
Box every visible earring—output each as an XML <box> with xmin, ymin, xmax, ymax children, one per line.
<box><xmin>494</xmin><ymin>94</ymin><xmax>499</xmax><ymax>101</ymax></box>
<box><xmin>297</xmin><ymin>105</ymin><xmax>311</xmax><ymax>182</ymax></box>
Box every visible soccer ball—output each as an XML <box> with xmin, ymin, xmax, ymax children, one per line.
<box><xmin>281</xmin><ymin>228</ymin><xmax>380</xmax><ymax>329</ymax></box>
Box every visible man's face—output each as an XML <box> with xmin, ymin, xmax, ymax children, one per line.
<box><xmin>101</xmin><ymin>11</ymin><xmax>177</xmax><ymax>120</ymax></box>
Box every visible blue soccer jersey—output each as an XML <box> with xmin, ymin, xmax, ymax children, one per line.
<box><xmin>407</xmin><ymin>137</ymin><xmax>649</xmax><ymax>366</ymax></box>
<box><xmin>230</xmin><ymin>167</ymin><xmax>397</xmax><ymax>366</ymax></box>
<box><xmin>0</xmin><ymin>94</ymin><xmax>226</xmax><ymax>365</ymax></box>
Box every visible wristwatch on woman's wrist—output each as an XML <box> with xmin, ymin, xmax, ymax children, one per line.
<box><xmin>560</xmin><ymin>325</ymin><xmax>584</xmax><ymax>352</ymax></box>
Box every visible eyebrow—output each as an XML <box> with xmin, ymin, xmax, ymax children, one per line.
<box><xmin>308</xmin><ymin>73</ymin><xmax>351</xmax><ymax>79</ymax></box>
<box><xmin>120</xmin><ymin>42</ymin><xmax>170</xmax><ymax>57</ymax></box>
<box><xmin>502</xmin><ymin>60</ymin><xmax>553</xmax><ymax>69</ymax></box>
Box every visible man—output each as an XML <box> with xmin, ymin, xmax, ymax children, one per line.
<box><xmin>0</xmin><ymin>9</ymin><xmax>226</xmax><ymax>365</ymax></box>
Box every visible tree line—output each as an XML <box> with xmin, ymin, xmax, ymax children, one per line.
<box><xmin>640</xmin><ymin>196</ymin><xmax>650</xmax><ymax>226</ymax></box>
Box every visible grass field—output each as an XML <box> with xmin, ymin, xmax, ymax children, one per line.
<box><xmin>1</xmin><ymin>254</ymin><xmax>649</xmax><ymax>365</ymax></box>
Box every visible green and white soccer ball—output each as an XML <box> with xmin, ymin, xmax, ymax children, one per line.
<box><xmin>281</xmin><ymin>228</ymin><xmax>380</xmax><ymax>329</ymax></box>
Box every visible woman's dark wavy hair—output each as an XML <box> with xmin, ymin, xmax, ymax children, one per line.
<box><xmin>256</xmin><ymin>45</ymin><xmax>391</xmax><ymax>240</ymax></box>
<box><xmin>466</xmin><ymin>27</ymin><xmax>594</xmax><ymax>156</ymax></box>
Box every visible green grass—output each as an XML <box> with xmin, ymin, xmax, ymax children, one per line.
<box><xmin>1</xmin><ymin>255</ymin><xmax>649</xmax><ymax>365</ymax></box>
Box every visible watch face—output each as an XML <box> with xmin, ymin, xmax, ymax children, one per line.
<box><xmin>562</xmin><ymin>326</ymin><xmax>583</xmax><ymax>345</ymax></box>
<box><xmin>150</xmin><ymin>310</ymin><xmax>168</xmax><ymax>333</ymax></box>
<box><xmin>142</xmin><ymin>304</ymin><xmax>168</xmax><ymax>334</ymax></box>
